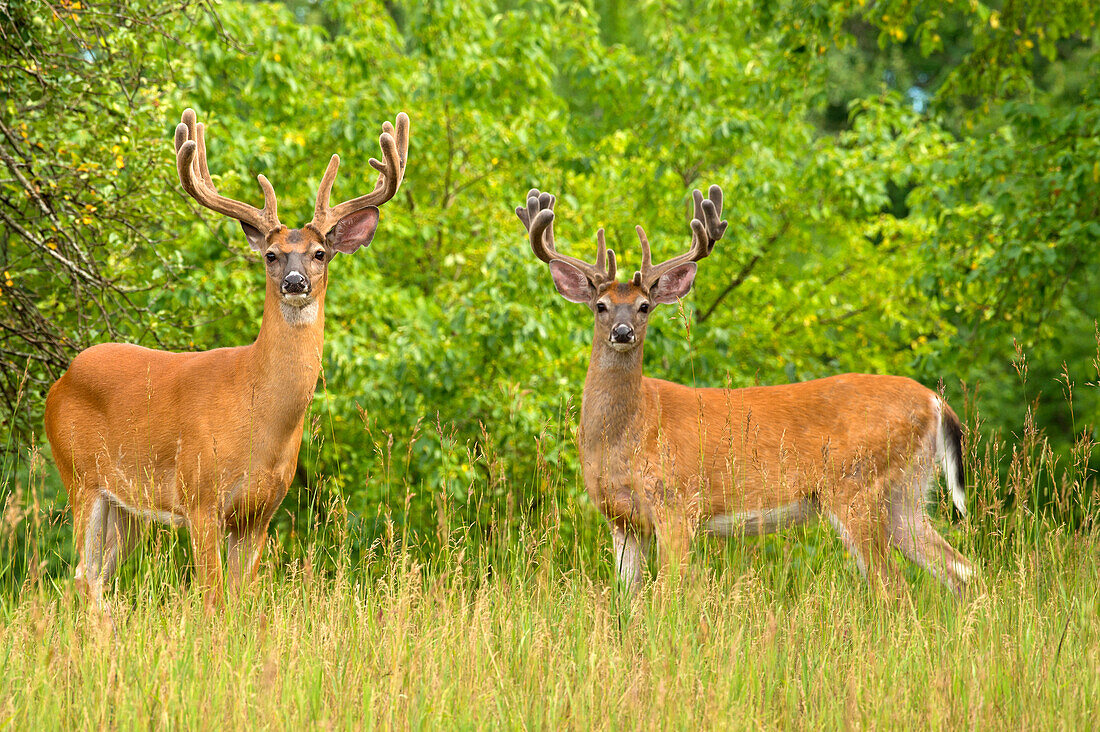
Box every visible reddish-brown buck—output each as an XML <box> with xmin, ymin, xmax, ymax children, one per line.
<box><xmin>45</xmin><ymin>109</ymin><xmax>409</xmax><ymax>614</ymax></box>
<box><xmin>517</xmin><ymin>186</ymin><xmax>973</xmax><ymax>593</ymax></box>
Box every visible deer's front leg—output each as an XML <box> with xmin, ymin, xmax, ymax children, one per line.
<box><xmin>653</xmin><ymin>513</ymin><xmax>695</xmax><ymax>584</ymax></box>
<box><xmin>592</xmin><ymin>471</ymin><xmax>656</xmax><ymax>591</ymax></box>
<box><xmin>611</xmin><ymin>523</ymin><xmax>650</xmax><ymax>591</ymax></box>
<box><xmin>648</xmin><ymin>478</ymin><xmax>698</xmax><ymax>585</ymax></box>
<box><xmin>188</xmin><ymin>512</ymin><xmax>224</xmax><ymax>611</ymax></box>
<box><xmin>226</xmin><ymin>511</ymin><xmax>274</xmax><ymax>594</ymax></box>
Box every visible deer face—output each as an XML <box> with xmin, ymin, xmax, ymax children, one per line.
<box><xmin>173</xmin><ymin>108</ymin><xmax>406</xmax><ymax>322</ymax></box>
<box><xmin>244</xmin><ymin>207</ymin><xmax>380</xmax><ymax>312</ymax></box>
<box><xmin>518</xmin><ymin>186</ymin><xmax>726</xmax><ymax>355</ymax></box>
<box><xmin>594</xmin><ymin>283</ymin><xmax>650</xmax><ymax>352</ymax></box>
<box><xmin>550</xmin><ymin>262</ymin><xmax>698</xmax><ymax>353</ymax></box>
<box><xmin>257</xmin><ymin>227</ymin><xmax>330</xmax><ymax>308</ymax></box>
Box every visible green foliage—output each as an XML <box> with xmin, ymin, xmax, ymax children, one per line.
<box><xmin>0</xmin><ymin>0</ymin><xmax>212</xmax><ymax>434</ymax></box>
<box><xmin>0</xmin><ymin>0</ymin><xmax>1096</xmax><ymax>562</ymax></box>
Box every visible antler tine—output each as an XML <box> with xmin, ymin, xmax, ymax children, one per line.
<box><xmin>174</xmin><ymin>108</ymin><xmax>281</xmax><ymax>234</ymax></box>
<box><xmin>632</xmin><ymin>226</ymin><xmax>652</xmax><ymax>286</ymax></box>
<box><xmin>518</xmin><ymin>190</ymin><xmax>556</xmax><ymax>263</ymax></box>
<box><xmin>173</xmin><ymin>116</ymin><xmax>189</xmax><ymax>155</ymax></box>
<box><xmin>694</xmin><ymin>184</ymin><xmax>727</xmax><ymax>251</ymax></box>
<box><xmin>515</xmin><ymin>188</ymin><xmax>534</xmax><ymax>230</ymax></box>
<box><xmin>311</xmin><ymin>154</ymin><xmax>341</xmax><ymax>221</ymax></box>
<box><xmin>516</xmin><ymin>189</ymin><xmax>615</xmax><ymax>285</ymax></box>
<box><xmin>389</xmin><ymin>111</ymin><xmax>410</xmax><ymax>174</ymax></box>
<box><xmin>636</xmin><ymin>185</ymin><xmax>727</xmax><ymax>288</ymax></box>
<box><xmin>527</xmin><ymin>208</ymin><xmax>558</xmax><ymax>263</ymax></box>
<box><xmin>595</xmin><ymin>228</ymin><xmax>617</xmax><ymax>281</ymax></box>
<box><xmin>637</xmin><ymin>225</ymin><xmax>653</xmax><ymax>269</ymax></box>
<box><xmin>310</xmin><ymin>113</ymin><xmax>410</xmax><ymax>236</ymax></box>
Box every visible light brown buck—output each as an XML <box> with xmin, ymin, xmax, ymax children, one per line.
<box><xmin>45</xmin><ymin>109</ymin><xmax>409</xmax><ymax>614</ymax></box>
<box><xmin>517</xmin><ymin>186</ymin><xmax>973</xmax><ymax>594</ymax></box>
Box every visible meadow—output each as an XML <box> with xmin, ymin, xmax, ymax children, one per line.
<box><xmin>2</xmin><ymin>379</ymin><xmax>1097</xmax><ymax>729</ymax></box>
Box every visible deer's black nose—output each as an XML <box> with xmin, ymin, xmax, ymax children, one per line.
<box><xmin>282</xmin><ymin>271</ymin><xmax>307</xmax><ymax>294</ymax></box>
<box><xmin>611</xmin><ymin>324</ymin><xmax>635</xmax><ymax>343</ymax></box>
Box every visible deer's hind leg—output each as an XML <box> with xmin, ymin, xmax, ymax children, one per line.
<box><xmin>886</xmin><ymin>467</ymin><xmax>975</xmax><ymax>595</ymax></box>
<box><xmin>822</xmin><ymin>478</ymin><xmax>899</xmax><ymax>596</ymax></box>
<box><xmin>73</xmin><ymin>491</ymin><xmax>141</xmax><ymax>619</ymax></box>
<box><xmin>891</xmin><ymin>512</ymin><xmax>974</xmax><ymax>595</ymax></box>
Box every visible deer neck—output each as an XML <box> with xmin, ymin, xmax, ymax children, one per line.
<box><xmin>579</xmin><ymin>338</ymin><xmax>646</xmax><ymax>452</ymax></box>
<box><xmin>246</xmin><ymin>280</ymin><xmax>326</xmax><ymax>410</ymax></box>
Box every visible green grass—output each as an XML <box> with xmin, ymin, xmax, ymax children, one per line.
<box><xmin>1</xmin><ymin>367</ymin><xmax>1097</xmax><ymax>729</ymax></box>
<box><xmin>1</xmin><ymin>504</ymin><xmax>1097</xmax><ymax>728</ymax></box>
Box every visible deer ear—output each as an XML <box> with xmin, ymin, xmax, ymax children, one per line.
<box><xmin>650</xmin><ymin>262</ymin><xmax>697</xmax><ymax>304</ymax></box>
<box><xmin>240</xmin><ymin>222</ymin><xmax>266</xmax><ymax>252</ymax></box>
<box><xmin>549</xmin><ymin>260</ymin><xmax>595</xmax><ymax>303</ymax></box>
<box><xmin>327</xmin><ymin>206</ymin><xmax>380</xmax><ymax>254</ymax></box>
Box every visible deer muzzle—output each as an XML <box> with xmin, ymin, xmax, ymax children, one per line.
<box><xmin>610</xmin><ymin>323</ymin><xmax>636</xmax><ymax>349</ymax></box>
<box><xmin>281</xmin><ymin>271</ymin><xmax>308</xmax><ymax>296</ymax></box>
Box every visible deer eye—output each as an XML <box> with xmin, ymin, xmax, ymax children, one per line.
<box><xmin>639</xmin><ymin>302</ymin><xmax>650</xmax><ymax>313</ymax></box>
<box><xmin>265</xmin><ymin>252</ymin><xmax>277</xmax><ymax>263</ymax></box>
<box><xmin>314</xmin><ymin>250</ymin><xmax>326</xmax><ymax>261</ymax></box>
<box><xmin>596</xmin><ymin>302</ymin><xmax>607</xmax><ymax>313</ymax></box>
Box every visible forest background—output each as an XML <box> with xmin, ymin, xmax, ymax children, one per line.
<box><xmin>1</xmin><ymin>0</ymin><xmax>1097</xmax><ymax>581</ymax></box>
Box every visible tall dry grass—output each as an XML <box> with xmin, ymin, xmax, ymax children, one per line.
<box><xmin>0</xmin><ymin>348</ymin><xmax>1096</xmax><ymax>729</ymax></box>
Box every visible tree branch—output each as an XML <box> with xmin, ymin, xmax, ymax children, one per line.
<box><xmin>696</xmin><ymin>216</ymin><xmax>789</xmax><ymax>324</ymax></box>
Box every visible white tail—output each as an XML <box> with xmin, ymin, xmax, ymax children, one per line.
<box><xmin>936</xmin><ymin>398</ymin><xmax>967</xmax><ymax>517</ymax></box>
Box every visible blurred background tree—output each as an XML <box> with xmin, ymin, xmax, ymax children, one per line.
<box><xmin>1</xmin><ymin>0</ymin><xmax>1096</xmax><ymax>567</ymax></box>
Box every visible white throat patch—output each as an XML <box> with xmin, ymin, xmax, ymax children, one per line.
<box><xmin>281</xmin><ymin>299</ymin><xmax>319</xmax><ymax>326</ymax></box>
